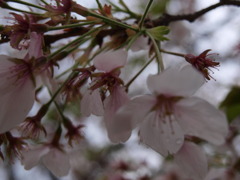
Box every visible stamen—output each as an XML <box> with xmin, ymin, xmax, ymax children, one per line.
<box><xmin>151</xmin><ymin>95</ymin><xmax>182</xmax><ymax>135</ymax></box>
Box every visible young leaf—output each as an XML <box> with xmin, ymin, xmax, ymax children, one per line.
<box><xmin>220</xmin><ymin>86</ymin><xmax>240</xmax><ymax>123</ymax></box>
<box><xmin>146</xmin><ymin>26</ymin><xmax>170</xmax><ymax>41</ymax></box>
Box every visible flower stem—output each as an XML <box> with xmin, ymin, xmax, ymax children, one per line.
<box><xmin>146</xmin><ymin>31</ymin><xmax>164</xmax><ymax>73</ymax></box>
<box><xmin>138</xmin><ymin>0</ymin><xmax>154</xmax><ymax>28</ymax></box>
<box><xmin>45</xmin><ymin>71</ymin><xmax>79</xmax><ymax>108</ymax></box>
<box><xmin>86</xmin><ymin>10</ymin><xmax>138</xmax><ymax>32</ymax></box>
<box><xmin>47</xmin><ymin>21</ymin><xmax>97</xmax><ymax>31</ymax></box>
<box><xmin>125</xmin><ymin>55</ymin><xmax>155</xmax><ymax>90</ymax></box>
<box><xmin>40</xmin><ymin>0</ymin><xmax>48</xmax><ymax>6</ymax></box>
<box><xmin>119</xmin><ymin>0</ymin><xmax>139</xmax><ymax>18</ymax></box>
<box><xmin>108</xmin><ymin>0</ymin><xmax>139</xmax><ymax>19</ymax></box>
<box><xmin>96</xmin><ymin>0</ymin><xmax>103</xmax><ymax>12</ymax></box>
<box><xmin>160</xmin><ymin>49</ymin><xmax>185</xmax><ymax>57</ymax></box>
<box><xmin>48</xmin><ymin>27</ymin><xmax>101</xmax><ymax>60</ymax></box>
<box><xmin>3</xmin><ymin>4</ymin><xmax>44</xmax><ymax>16</ymax></box>
<box><xmin>8</xmin><ymin>0</ymin><xmax>47</xmax><ymax>11</ymax></box>
<box><xmin>47</xmin><ymin>87</ymin><xmax>66</xmax><ymax>122</ymax></box>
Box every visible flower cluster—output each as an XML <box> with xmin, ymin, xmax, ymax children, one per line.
<box><xmin>0</xmin><ymin>0</ymin><xmax>236</xmax><ymax>179</ymax></box>
<box><xmin>107</xmin><ymin>65</ymin><xmax>228</xmax><ymax>179</ymax></box>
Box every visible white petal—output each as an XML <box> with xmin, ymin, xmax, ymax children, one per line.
<box><xmin>81</xmin><ymin>89</ymin><xmax>104</xmax><ymax>117</ymax></box>
<box><xmin>139</xmin><ymin>111</ymin><xmax>184</xmax><ymax>156</ymax></box>
<box><xmin>0</xmin><ymin>55</ymin><xmax>15</xmax><ymax>92</ymax></box>
<box><xmin>103</xmin><ymin>86</ymin><xmax>130</xmax><ymax>142</ymax></box>
<box><xmin>21</xmin><ymin>146</ymin><xmax>50</xmax><ymax>170</ymax></box>
<box><xmin>26</xmin><ymin>32</ymin><xmax>43</xmax><ymax>59</ymax></box>
<box><xmin>0</xmin><ymin>78</ymin><xmax>35</xmax><ymax>133</ymax></box>
<box><xmin>147</xmin><ymin>65</ymin><xmax>205</xmax><ymax>96</ymax></box>
<box><xmin>109</xmin><ymin>94</ymin><xmax>156</xmax><ymax>143</ymax></box>
<box><xmin>42</xmin><ymin>148</ymin><xmax>70</xmax><ymax>177</ymax></box>
<box><xmin>174</xmin><ymin>142</ymin><xmax>208</xmax><ymax>180</ymax></box>
<box><xmin>93</xmin><ymin>50</ymin><xmax>127</xmax><ymax>72</ymax></box>
<box><xmin>0</xmin><ymin>55</ymin><xmax>15</xmax><ymax>69</ymax></box>
<box><xmin>176</xmin><ymin>97</ymin><xmax>228</xmax><ymax>145</ymax></box>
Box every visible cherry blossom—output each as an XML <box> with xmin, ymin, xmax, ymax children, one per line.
<box><xmin>5</xmin><ymin>13</ymin><xmax>46</xmax><ymax>50</ymax></box>
<box><xmin>21</xmin><ymin>145</ymin><xmax>70</xmax><ymax>177</ymax></box>
<box><xmin>0</xmin><ymin>55</ymin><xmax>35</xmax><ymax>133</ymax></box>
<box><xmin>112</xmin><ymin>65</ymin><xmax>228</xmax><ymax>156</ymax></box>
<box><xmin>80</xmin><ymin>50</ymin><xmax>129</xmax><ymax>141</ymax></box>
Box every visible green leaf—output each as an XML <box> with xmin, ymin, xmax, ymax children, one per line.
<box><xmin>146</xmin><ymin>26</ymin><xmax>170</xmax><ymax>41</ymax></box>
<box><xmin>220</xmin><ymin>86</ymin><xmax>240</xmax><ymax>108</ymax></box>
<box><xmin>220</xmin><ymin>86</ymin><xmax>240</xmax><ymax>123</ymax></box>
<box><xmin>225</xmin><ymin>104</ymin><xmax>240</xmax><ymax>123</ymax></box>
<box><xmin>150</xmin><ymin>0</ymin><xmax>170</xmax><ymax>15</ymax></box>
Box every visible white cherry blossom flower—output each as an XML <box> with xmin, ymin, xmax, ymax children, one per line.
<box><xmin>0</xmin><ymin>55</ymin><xmax>35</xmax><ymax>133</ymax></box>
<box><xmin>80</xmin><ymin>50</ymin><xmax>130</xmax><ymax>140</ymax></box>
<box><xmin>80</xmin><ymin>50</ymin><xmax>127</xmax><ymax>117</ymax></box>
<box><xmin>112</xmin><ymin>65</ymin><xmax>228</xmax><ymax>156</ymax></box>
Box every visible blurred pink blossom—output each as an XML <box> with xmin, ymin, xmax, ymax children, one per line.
<box><xmin>21</xmin><ymin>144</ymin><xmax>70</xmax><ymax>177</ymax></box>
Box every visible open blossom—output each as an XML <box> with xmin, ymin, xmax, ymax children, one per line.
<box><xmin>80</xmin><ymin>50</ymin><xmax>129</xmax><ymax>141</ymax></box>
<box><xmin>112</xmin><ymin>65</ymin><xmax>228</xmax><ymax>156</ymax></box>
<box><xmin>21</xmin><ymin>144</ymin><xmax>70</xmax><ymax>177</ymax></box>
<box><xmin>4</xmin><ymin>13</ymin><xmax>46</xmax><ymax>50</ymax></box>
<box><xmin>0</xmin><ymin>55</ymin><xmax>35</xmax><ymax>133</ymax></box>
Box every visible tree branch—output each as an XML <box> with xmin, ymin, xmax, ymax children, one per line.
<box><xmin>152</xmin><ymin>0</ymin><xmax>240</xmax><ymax>26</ymax></box>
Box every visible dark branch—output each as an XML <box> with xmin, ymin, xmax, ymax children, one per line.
<box><xmin>152</xmin><ymin>0</ymin><xmax>240</xmax><ymax>26</ymax></box>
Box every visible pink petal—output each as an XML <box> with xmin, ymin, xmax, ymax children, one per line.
<box><xmin>109</xmin><ymin>94</ymin><xmax>156</xmax><ymax>143</ymax></box>
<box><xmin>0</xmin><ymin>55</ymin><xmax>16</xmax><ymax>92</ymax></box>
<box><xmin>103</xmin><ymin>86</ymin><xmax>130</xmax><ymax>142</ymax></box>
<box><xmin>139</xmin><ymin>111</ymin><xmax>184</xmax><ymax>156</ymax></box>
<box><xmin>0</xmin><ymin>55</ymin><xmax>15</xmax><ymax>68</ymax></box>
<box><xmin>21</xmin><ymin>146</ymin><xmax>50</xmax><ymax>170</ymax></box>
<box><xmin>93</xmin><ymin>50</ymin><xmax>127</xmax><ymax>72</ymax></box>
<box><xmin>176</xmin><ymin>97</ymin><xmax>228</xmax><ymax>145</ymax></box>
<box><xmin>147</xmin><ymin>65</ymin><xmax>205</xmax><ymax>96</ymax></box>
<box><xmin>174</xmin><ymin>142</ymin><xmax>208</xmax><ymax>180</ymax></box>
<box><xmin>81</xmin><ymin>89</ymin><xmax>104</xmax><ymax>117</ymax></box>
<box><xmin>25</xmin><ymin>32</ymin><xmax>44</xmax><ymax>59</ymax></box>
<box><xmin>0</xmin><ymin>77</ymin><xmax>35</xmax><ymax>133</ymax></box>
<box><xmin>42</xmin><ymin>148</ymin><xmax>70</xmax><ymax>177</ymax></box>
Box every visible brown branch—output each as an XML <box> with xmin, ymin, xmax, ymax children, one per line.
<box><xmin>152</xmin><ymin>0</ymin><xmax>240</xmax><ymax>26</ymax></box>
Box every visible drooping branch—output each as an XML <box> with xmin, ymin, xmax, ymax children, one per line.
<box><xmin>152</xmin><ymin>0</ymin><xmax>240</xmax><ymax>26</ymax></box>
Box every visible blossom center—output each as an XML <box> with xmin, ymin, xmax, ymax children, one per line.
<box><xmin>151</xmin><ymin>95</ymin><xmax>182</xmax><ymax>133</ymax></box>
<box><xmin>153</xmin><ymin>95</ymin><xmax>181</xmax><ymax>116</ymax></box>
<box><xmin>8</xmin><ymin>61</ymin><xmax>32</xmax><ymax>86</ymax></box>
